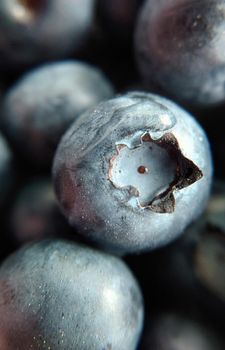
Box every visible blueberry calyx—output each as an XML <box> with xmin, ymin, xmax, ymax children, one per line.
<box><xmin>109</xmin><ymin>131</ymin><xmax>203</xmax><ymax>214</ymax></box>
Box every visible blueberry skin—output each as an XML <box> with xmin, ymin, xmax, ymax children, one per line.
<box><xmin>0</xmin><ymin>0</ymin><xmax>95</xmax><ymax>66</ymax></box>
<box><xmin>0</xmin><ymin>240</ymin><xmax>144</xmax><ymax>350</ymax></box>
<box><xmin>0</xmin><ymin>132</ymin><xmax>14</xmax><ymax>209</ymax></box>
<box><xmin>1</xmin><ymin>61</ymin><xmax>114</xmax><ymax>167</ymax></box>
<box><xmin>135</xmin><ymin>0</ymin><xmax>225</xmax><ymax>107</ymax></box>
<box><xmin>52</xmin><ymin>92</ymin><xmax>212</xmax><ymax>254</ymax></box>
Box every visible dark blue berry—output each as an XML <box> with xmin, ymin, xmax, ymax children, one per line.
<box><xmin>0</xmin><ymin>240</ymin><xmax>144</xmax><ymax>349</ymax></box>
<box><xmin>0</xmin><ymin>0</ymin><xmax>95</xmax><ymax>66</ymax></box>
<box><xmin>135</xmin><ymin>0</ymin><xmax>225</xmax><ymax>107</ymax></box>
<box><xmin>1</xmin><ymin>61</ymin><xmax>114</xmax><ymax>167</ymax></box>
<box><xmin>53</xmin><ymin>92</ymin><xmax>212</xmax><ymax>254</ymax></box>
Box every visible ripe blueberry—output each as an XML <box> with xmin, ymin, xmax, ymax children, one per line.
<box><xmin>135</xmin><ymin>0</ymin><xmax>225</xmax><ymax>107</ymax></box>
<box><xmin>0</xmin><ymin>240</ymin><xmax>144</xmax><ymax>350</ymax></box>
<box><xmin>1</xmin><ymin>61</ymin><xmax>114</xmax><ymax>167</ymax></box>
<box><xmin>53</xmin><ymin>92</ymin><xmax>212</xmax><ymax>254</ymax></box>
<box><xmin>0</xmin><ymin>0</ymin><xmax>95</xmax><ymax>66</ymax></box>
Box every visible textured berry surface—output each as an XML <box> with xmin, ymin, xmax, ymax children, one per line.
<box><xmin>135</xmin><ymin>0</ymin><xmax>225</xmax><ymax>106</ymax></box>
<box><xmin>0</xmin><ymin>0</ymin><xmax>95</xmax><ymax>66</ymax></box>
<box><xmin>53</xmin><ymin>92</ymin><xmax>212</xmax><ymax>254</ymax></box>
<box><xmin>0</xmin><ymin>1</ymin><xmax>224</xmax><ymax>346</ymax></box>
<box><xmin>1</xmin><ymin>61</ymin><xmax>114</xmax><ymax>167</ymax></box>
<box><xmin>0</xmin><ymin>240</ymin><xmax>144</xmax><ymax>350</ymax></box>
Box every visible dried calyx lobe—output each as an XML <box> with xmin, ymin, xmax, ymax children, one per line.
<box><xmin>109</xmin><ymin>101</ymin><xmax>203</xmax><ymax>213</ymax></box>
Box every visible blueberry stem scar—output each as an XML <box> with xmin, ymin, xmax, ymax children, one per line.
<box><xmin>109</xmin><ymin>131</ymin><xmax>203</xmax><ymax>213</ymax></box>
<box><xmin>138</xmin><ymin>166</ymin><xmax>149</xmax><ymax>174</ymax></box>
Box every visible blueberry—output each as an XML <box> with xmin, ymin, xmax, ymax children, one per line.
<box><xmin>0</xmin><ymin>240</ymin><xmax>144</xmax><ymax>350</ymax></box>
<box><xmin>1</xmin><ymin>61</ymin><xmax>114</xmax><ymax>167</ymax></box>
<box><xmin>135</xmin><ymin>0</ymin><xmax>225</xmax><ymax>107</ymax></box>
<box><xmin>0</xmin><ymin>0</ymin><xmax>95</xmax><ymax>66</ymax></box>
<box><xmin>9</xmin><ymin>177</ymin><xmax>72</xmax><ymax>244</ymax></box>
<box><xmin>0</xmin><ymin>132</ymin><xmax>14</xmax><ymax>209</ymax></box>
<box><xmin>52</xmin><ymin>92</ymin><xmax>212</xmax><ymax>254</ymax></box>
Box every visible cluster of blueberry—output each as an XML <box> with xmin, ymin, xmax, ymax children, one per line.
<box><xmin>0</xmin><ymin>1</ymin><xmax>224</xmax><ymax>349</ymax></box>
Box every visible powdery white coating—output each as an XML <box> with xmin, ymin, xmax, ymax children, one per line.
<box><xmin>0</xmin><ymin>0</ymin><xmax>95</xmax><ymax>65</ymax></box>
<box><xmin>2</xmin><ymin>61</ymin><xmax>114</xmax><ymax>166</ymax></box>
<box><xmin>53</xmin><ymin>92</ymin><xmax>212</xmax><ymax>254</ymax></box>
<box><xmin>135</xmin><ymin>0</ymin><xmax>225</xmax><ymax>106</ymax></box>
<box><xmin>0</xmin><ymin>240</ymin><xmax>143</xmax><ymax>350</ymax></box>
